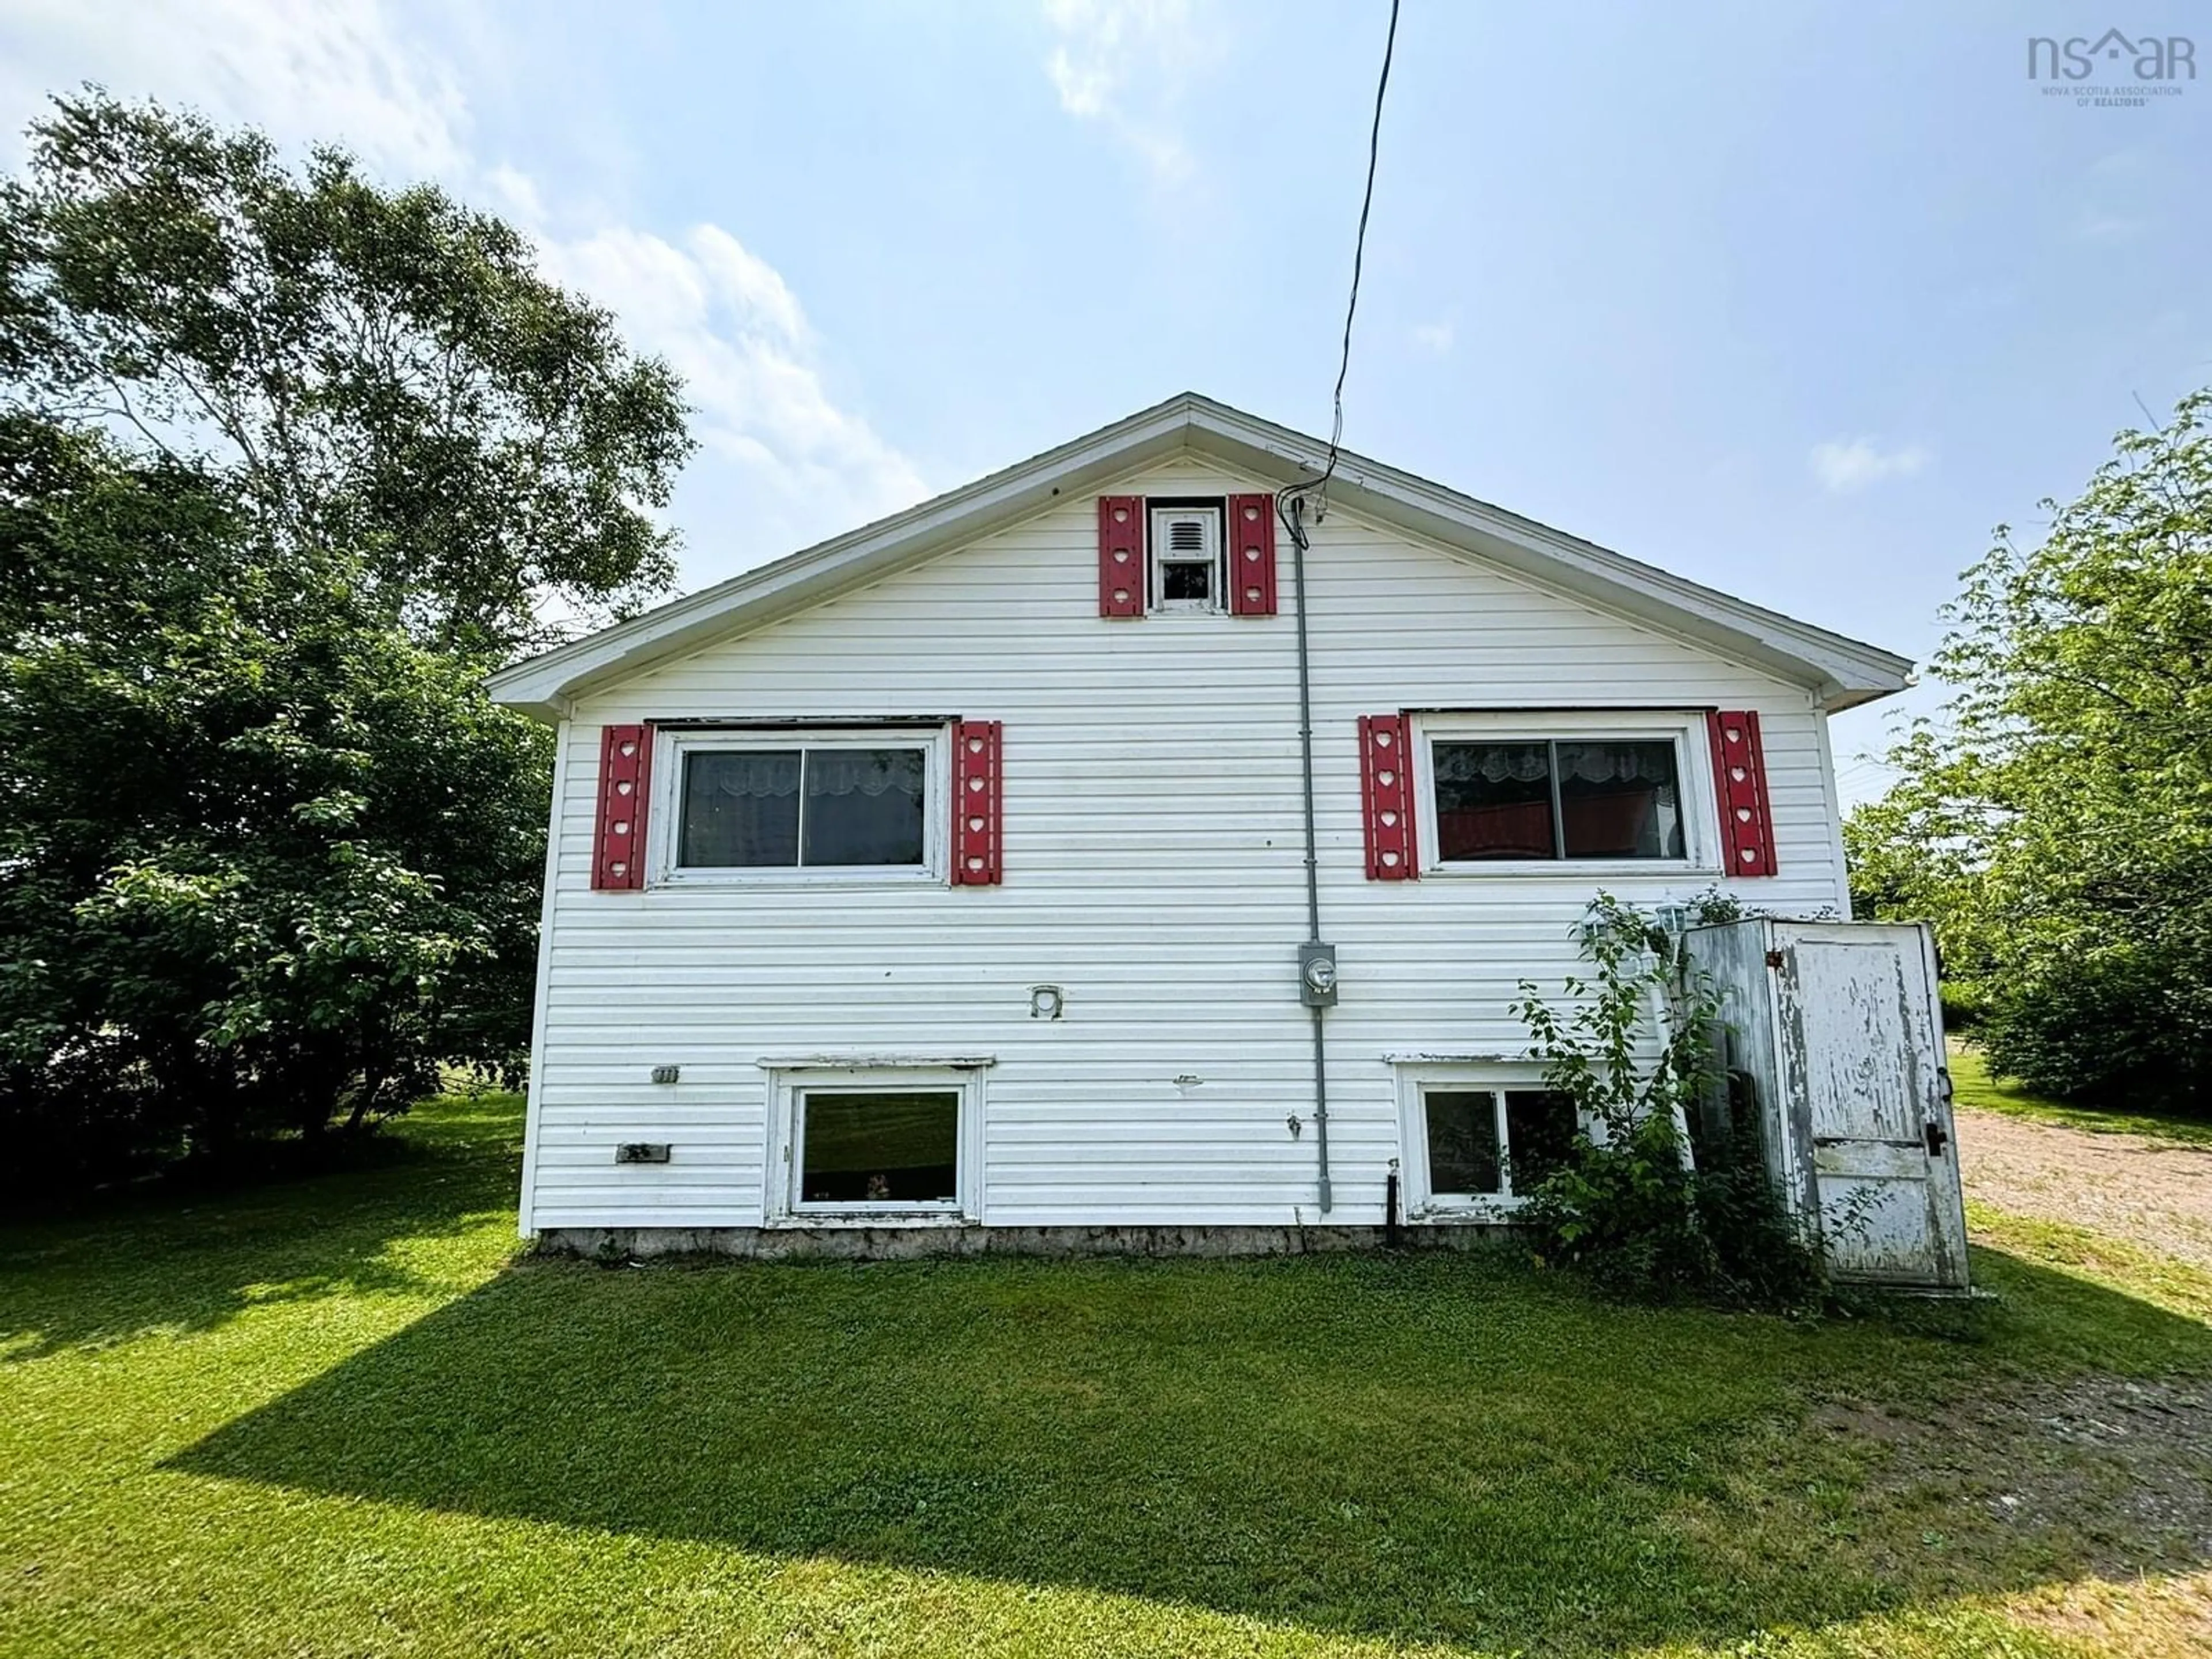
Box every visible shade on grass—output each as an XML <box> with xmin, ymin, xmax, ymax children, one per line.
<box><xmin>2</xmin><ymin>1092</ymin><xmax>2208</xmax><ymax>1658</ymax></box>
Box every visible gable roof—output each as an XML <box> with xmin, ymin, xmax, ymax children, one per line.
<box><xmin>486</xmin><ymin>392</ymin><xmax>1914</xmax><ymax>720</ymax></box>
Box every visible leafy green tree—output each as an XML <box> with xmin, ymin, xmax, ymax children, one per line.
<box><xmin>0</xmin><ymin>417</ymin><xmax>549</xmax><ymax>1180</ymax></box>
<box><xmin>1846</xmin><ymin>391</ymin><xmax>2212</xmax><ymax>1113</ymax></box>
<box><xmin>1</xmin><ymin>90</ymin><xmax>692</xmax><ymax>656</ymax></box>
<box><xmin>0</xmin><ymin>93</ymin><xmax>694</xmax><ymax>1184</ymax></box>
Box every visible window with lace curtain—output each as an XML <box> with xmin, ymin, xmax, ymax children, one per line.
<box><xmin>1414</xmin><ymin>713</ymin><xmax>1704</xmax><ymax>869</ymax></box>
<box><xmin>657</xmin><ymin>729</ymin><xmax>946</xmax><ymax>881</ymax></box>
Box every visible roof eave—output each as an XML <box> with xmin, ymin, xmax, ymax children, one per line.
<box><xmin>1174</xmin><ymin>404</ymin><xmax>1913</xmax><ymax>709</ymax></box>
<box><xmin>484</xmin><ymin>396</ymin><xmax>1211</xmax><ymax>719</ymax></box>
<box><xmin>486</xmin><ymin>392</ymin><xmax>1914</xmax><ymax>719</ymax></box>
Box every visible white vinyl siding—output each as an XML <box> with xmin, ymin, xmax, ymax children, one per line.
<box><xmin>522</xmin><ymin>454</ymin><xmax>1850</xmax><ymax>1233</ymax></box>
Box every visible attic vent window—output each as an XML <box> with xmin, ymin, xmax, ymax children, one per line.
<box><xmin>1150</xmin><ymin>503</ymin><xmax>1224</xmax><ymax>613</ymax></box>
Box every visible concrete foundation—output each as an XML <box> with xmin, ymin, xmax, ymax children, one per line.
<box><xmin>535</xmin><ymin>1222</ymin><xmax>1511</xmax><ymax>1262</ymax></box>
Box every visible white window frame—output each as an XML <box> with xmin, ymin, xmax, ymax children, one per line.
<box><xmin>1410</xmin><ymin>709</ymin><xmax>1719</xmax><ymax>878</ymax></box>
<box><xmin>1148</xmin><ymin>503</ymin><xmax>1225</xmax><ymax>615</ymax></box>
<box><xmin>1395</xmin><ymin>1061</ymin><xmax>1581</xmax><ymax>1222</ymax></box>
<box><xmin>650</xmin><ymin>726</ymin><xmax>950</xmax><ymax>887</ymax></box>
<box><xmin>762</xmin><ymin>1065</ymin><xmax>983</xmax><ymax>1226</ymax></box>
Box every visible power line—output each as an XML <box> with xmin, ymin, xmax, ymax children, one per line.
<box><xmin>1291</xmin><ymin>0</ymin><xmax>1400</xmax><ymax>521</ymax></box>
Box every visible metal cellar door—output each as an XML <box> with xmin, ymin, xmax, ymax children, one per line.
<box><xmin>1777</xmin><ymin>925</ymin><xmax>1970</xmax><ymax>1289</ymax></box>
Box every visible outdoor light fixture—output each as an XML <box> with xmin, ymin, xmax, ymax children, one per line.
<box><xmin>1029</xmin><ymin>984</ymin><xmax>1064</xmax><ymax>1020</ymax></box>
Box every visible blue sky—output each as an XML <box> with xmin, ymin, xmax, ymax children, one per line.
<box><xmin>2</xmin><ymin>1</ymin><xmax>2206</xmax><ymax>802</ymax></box>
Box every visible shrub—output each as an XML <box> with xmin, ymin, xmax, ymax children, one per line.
<box><xmin>1938</xmin><ymin>980</ymin><xmax>1987</xmax><ymax>1034</ymax></box>
<box><xmin>1511</xmin><ymin>896</ymin><xmax>1828</xmax><ymax>1310</ymax></box>
<box><xmin>1978</xmin><ymin>940</ymin><xmax>2212</xmax><ymax>1116</ymax></box>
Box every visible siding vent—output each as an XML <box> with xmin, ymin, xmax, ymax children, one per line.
<box><xmin>951</xmin><ymin>719</ymin><xmax>1003</xmax><ymax>885</ymax></box>
<box><xmin>1359</xmin><ymin>713</ymin><xmax>1419</xmax><ymax>880</ymax></box>
<box><xmin>1097</xmin><ymin>496</ymin><xmax>1145</xmax><ymax>618</ymax></box>
<box><xmin>1707</xmin><ymin>710</ymin><xmax>1778</xmax><ymax>876</ymax></box>
<box><xmin>1228</xmin><ymin>492</ymin><xmax>1278</xmax><ymax>616</ymax></box>
<box><xmin>592</xmin><ymin>723</ymin><xmax>654</xmax><ymax>891</ymax></box>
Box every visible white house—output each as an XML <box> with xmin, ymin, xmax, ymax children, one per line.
<box><xmin>486</xmin><ymin>393</ymin><xmax>1914</xmax><ymax>1257</ymax></box>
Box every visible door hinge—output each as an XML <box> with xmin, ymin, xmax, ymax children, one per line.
<box><xmin>1764</xmin><ymin>949</ymin><xmax>1785</xmax><ymax>969</ymax></box>
<box><xmin>1923</xmin><ymin>1120</ymin><xmax>1950</xmax><ymax>1158</ymax></box>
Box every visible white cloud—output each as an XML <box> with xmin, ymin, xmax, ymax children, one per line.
<box><xmin>536</xmin><ymin>222</ymin><xmax>927</xmax><ymax>533</ymax></box>
<box><xmin>2073</xmin><ymin>209</ymin><xmax>2144</xmax><ymax>241</ymax></box>
<box><xmin>0</xmin><ymin>0</ymin><xmax>926</xmax><ymax>581</ymax></box>
<box><xmin>0</xmin><ymin>0</ymin><xmax>467</xmax><ymax>174</ymax></box>
<box><xmin>1411</xmin><ymin>320</ymin><xmax>1455</xmax><ymax>355</ymax></box>
<box><xmin>1043</xmin><ymin>0</ymin><xmax>1215</xmax><ymax>181</ymax></box>
<box><xmin>1810</xmin><ymin>437</ymin><xmax>1931</xmax><ymax>494</ymax></box>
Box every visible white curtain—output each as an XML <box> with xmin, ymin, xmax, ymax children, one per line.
<box><xmin>688</xmin><ymin>748</ymin><xmax>923</xmax><ymax>798</ymax></box>
<box><xmin>1433</xmin><ymin>740</ymin><xmax>1675</xmax><ymax>786</ymax></box>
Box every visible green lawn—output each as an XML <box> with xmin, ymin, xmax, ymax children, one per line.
<box><xmin>1948</xmin><ymin>1043</ymin><xmax>2212</xmax><ymax>1146</ymax></box>
<box><xmin>4</xmin><ymin>1093</ymin><xmax>2209</xmax><ymax>1658</ymax></box>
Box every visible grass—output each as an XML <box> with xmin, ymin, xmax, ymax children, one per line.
<box><xmin>1948</xmin><ymin>1042</ymin><xmax>2212</xmax><ymax>1146</ymax></box>
<box><xmin>2</xmin><ymin>1093</ymin><xmax>2208</xmax><ymax>1657</ymax></box>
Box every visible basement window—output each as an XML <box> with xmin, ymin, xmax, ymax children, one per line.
<box><xmin>797</xmin><ymin>1088</ymin><xmax>960</xmax><ymax>1207</ymax></box>
<box><xmin>1149</xmin><ymin>502</ymin><xmax>1224</xmax><ymax>613</ymax></box>
<box><xmin>1422</xmin><ymin>1088</ymin><xmax>1577</xmax><ymax>1198</ymax></box>
<box><xmin>1397</xmin><ymin>1064</ymin><xmax>1581</xmax><ymax>1216</ymax></box>
<box><xmin>766</xmin><ymin>1065</ymin><xmax>982</xmax><ymax>1223</ymax></box>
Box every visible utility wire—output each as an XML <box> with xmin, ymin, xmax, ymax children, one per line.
<box><xmin>1286</xmin><ymin>0</ymin><xmax>1401</xmax><ymax>526</ymax></box>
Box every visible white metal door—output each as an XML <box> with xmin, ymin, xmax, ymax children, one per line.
<box><xmin>1778</xmin><ymin>925</ymin><xmax>1969</xmax><ymax>1289</ymax></box>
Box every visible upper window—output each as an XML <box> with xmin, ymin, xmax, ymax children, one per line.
<box><xmin>1414</xmin><ymin>713</ymin><xmax>1706</xmax><ymax>870</ymax></box>
<box><xmin>1431</xmin><ymin>738</ymin><xmax>1684</xmax><ymax>862</ymax></box>
<box><xmin>1149</xmin><ymin>503</ymin><xmax>1223</xmax><ymax>613</ymax></box>
<box><xmin>659</xmin><ymin>729</ymin><xmax>945</xmax><ymax>881</ymax></box>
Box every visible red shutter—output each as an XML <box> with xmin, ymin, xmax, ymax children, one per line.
<box><xmin>952</xmin><ymin>719</ymin><xmax>1003</xmax><ymax>885</ymax></box>
<box><xmin>1098</xmin><ymin>495</ymin><xmax>1145</xmax><ymax>618</ymax></box>
<box><xmin>1707</xmin><ymin>710</ymin><xmax>1777</xmax><ymax>877</ymax></box>
<box><xmin>592</xmin><ymin>724</ymin><xmax>654</xmax><ymax>891</ymax></box>
<box><xmin>1359</xmin><ymin>714</ymin><xmax>1418</xmax><ymax>880</ymax></box>
<box><xmin>1228</xmin><ymin>493</ymin><xmax>1277</xmax><ymax>616</ymax></box>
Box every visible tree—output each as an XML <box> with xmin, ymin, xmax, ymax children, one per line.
<box><xmin>0</xmin><ymin>416</ymin><xmax>550</xmax><ymax>1181</ymax></box>
<box><xmin>1</xmin><ymin>90</ymin><xmax>693</xmax><ymax>657</ymax></box>
<box><xmin>1845</xmin><ymin>390</ymin><xmax>2212</xmax><ymax>1113</ymax></box>
<box><xmin>0</xmin><ymin>94</ymin><xmax>695</xmax><ymax>1185</ymax></box>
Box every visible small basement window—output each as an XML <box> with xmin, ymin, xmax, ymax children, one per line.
<box><xmin>1397</xmin><ymin>1065</ymin><xmax>1581</xmax><ymax>1215</ymax></box>
<box><xmin>766</xmin><ymin>1064</ymin><xmax>982</xmax><ymax>1223</ymax></box>
<box><xmin>1421</xmin><ymin>1088</ymin><xmax>1578</xmax><ymax>1198</ymax></box>
<box><xmin>1149</xmin><ymin>502</ymin><xmax>1224</xmax><ymax>613</ymax></box>
<box><xmin>660</xmin><ymin>729</ymin><xmax>945</xmax><ymax>881</ymax></box>
<box><xmin>797</xmin><ymin>1088</ymin><xmax>961</xmax><ymax>1208</ymax></box>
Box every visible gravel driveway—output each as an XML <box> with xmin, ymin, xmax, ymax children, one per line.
<box><xmin>1956</xmin><ymin>1108</ymin><xmax>2212</xmax><ymax>1270</ymax></box>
